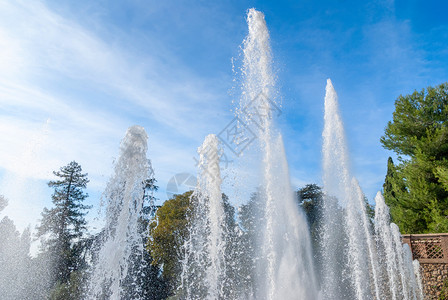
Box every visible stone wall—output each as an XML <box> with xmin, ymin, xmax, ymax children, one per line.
<box><xmin>420</xmin><ymin>263</ymin><xmax>448</xmax><ymax>299</ymax></box>
<box><xmin>403</xmin><ymin>234</ymin><xmax>448</xmax><ymax>300</ymax></box>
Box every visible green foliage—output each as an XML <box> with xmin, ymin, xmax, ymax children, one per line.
<box><xmin>148</xmin><ymin>191</ymin><xmax>192</xmax><ymax>287</ymax></box>
<box><xmin>49</xmin><ymin>271</ymin><xmax>86</xmax><ymax>300</ymax></box>
<box><xmin>122</xmin><ymin>177</ymin><xmax>169</xmax><ymax>300</ymax></box>
<box><xmin>436</xmin><ymin>166</ymin><xmax>448</xmax><ymax>192</ymax></box>
<box><xmin>148</xmin><ymin>190</ymin><xmax>238</xmax><ymax>296</ymax></box>
<box><xmin>36</xmin><ymin>161</ymin><xmax>92</xmax><ymax>286</ymax></box>
<box><xmin>381</xmin><ymin>82</ymin><xmax>448</xmax><ymax>157</ymax></box>
<box><xmin>439</xmin><ymin>279</ymin><xmax>448</xmax><ymax>300</ymax></box>
<box><xmin>440</xmin><ymin>278</ymin><xmax>448</xmax><ymax>300</ymax></box>
<box><xmin>383</xmin><ymin>157</ymin><xmax>399</xmax><ymax>205</ymax></box>
<box><xmin>122</xmin><ymin>246</ymin><xmax>169</xmax><ymax>300</ymax></box>
<box><xmin>297</xmin><ymin>183</ymin><xmax>323</xmax><ymax>228</ymax></box>
<box><xmin>381</xmin><ymin>83</ymin><xmax>448</xmax><ymax>233</ymax></box>
<box><xmin>296</xmin><ymin>183</ymin><xmax>325</xmax><ymax>260</ymax></box>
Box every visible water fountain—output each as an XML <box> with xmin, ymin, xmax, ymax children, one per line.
<box><xmin>238</xmin><ymin>10</ymin><xmax>319</xmax><ymax>299</ymax></box>
<box><xmin>175</xmin><ymin>8</ymin><xmax>425</xmax><ymax>300</ymax></box>
<box><xmin>179</xmin><ymin>8</ymin><xmax>318</xmax><ymax>300</ymax></box>
<box><xmin>88</xmin><ymin>125</ymin><xmax>153</xmax><ymax>299</ymax></box>
<box><xmin>179</xmin><ymin>134</ymin><xmax>227</xmax><ymax>299</ymax></box>
<box><xmin>320</xmin><ymin>79</ymin><xmax>423</xmax><ymax>300</ymax></box>
<box><xmin>0</xmin><ymin>8</ymin><xmax>426</xmax><ymax>300</ymax></box>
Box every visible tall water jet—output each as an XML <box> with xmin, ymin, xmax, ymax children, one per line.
<box><xmin>321</xmin><ymin>78</ymin><xmax>374</xmax><ymax>299</ymax></box>
<box><xmin>237</xmin><ymin>8</ymin><xmax>318</xmax><ymax>299</ymax></box>
<box><xmin>374</xmin><ymin>192</ymin><xmax>400</xmax><ymax>299</ymax></box>
<box><xmin>392</xmin><ymin>223</ymin><xmax>408</xmax><ymax>298</ymax></box>
<box><xmin>350</xmin><ymin>179</ymin><xmax>381</xmax><ymax>299</ymax></box>
<box><xmin>321</xmin><ymin>79</ymin><xmax>423</xmax><ymax>300</ymax></box>
<box><xmin>374</xmin><ymin>192</ymin><xmax>423</xmax><ymax>300</ymax></box>
<box><xmin>88</xmin><ymin>125</ymin><xmax>152</xmax><ymax>299</ymax></box>
<box><xmin>180</xmin><ymin>134</ymin><xmax>227</xmax><ymax>299</ymax></box>
<box><xmin>413</xmin><ymin>260</ymin><xmax>425</xmax><ymax>299</ymax></box>
<box><xmin>403</xmin><ymin>244</ymin><xmax>419</xmax><ymax>299</ymax></box>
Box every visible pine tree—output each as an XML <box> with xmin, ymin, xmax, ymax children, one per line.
<box><xmin>381</xmin><ymin>82</ymin><xmax>448</xmax><ymax>233</ymax></box>
<box><xmin>36</xmin><ymin>161</ymin><xmax>91</xmax><ymax>286</ymax></box>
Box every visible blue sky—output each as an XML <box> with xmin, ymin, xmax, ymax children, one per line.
<box><xmin>0</xmin><ymin>0</ymin><xmax>447</xmax><ymax>233</ymax></box>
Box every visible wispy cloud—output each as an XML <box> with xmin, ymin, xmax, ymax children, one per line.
<box><xmin>0</xmin><ymin>0</ymin><xmax>233</xmax><ymax>231</ymax></box>
<box><xmin>2</xmin><ymin>0</ymin><xmax>447</xmax><ymax>232</ymax></box>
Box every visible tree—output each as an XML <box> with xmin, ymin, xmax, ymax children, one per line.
<box><xmin>122</xmin><ymin>176</ymin><xmax>169</xmax><ymax>300</ymax></box>
<box><xmin>148</xmin><ymin>191</ymin><xmax>192</xmax><ymax>291</ymax></box>
<box><xmin>236</xmin><ymin>190</ymin><xmax>264</xmax><ymax>298</ymax></box>
<box><xmin>36</xmin><ymin>161</ymin><xmax>91</xmax><ymax>287</ymax></box>
<box><xmin>179</xmin><ymin>191</ymin><xmax>239</xmax><ymax>299</ymax></box>
<box><xmin>382</xmin><ymin>157</ymin><xmax>411</xmax><ymax>230</ymax></box>
<box><xmin>381</xmin><ymin>82</ymin><xmax>448</xmax><ymax>233</ymax></box>
<box><xmin>297</xmin><ymin>183</ymin><xmax>324</xmax><ymax>228</ymax></box>
<box><xmin>383</xmin><ymin>157</ymin><xmax>397</xmax><ymax>202</ymax></box>
<box><xmin>148</xmin><ymin>190</ymin><xmax>236</xmax><ymax>296</ymax></box>
<box><xmin>297</xmin><ymin>183</ymin><xmax>327</xmax><ymax>259</ymax></box>
<box><xmin>219</xmin><ymin>194</ymin><xmax>241</xmax><ymax>299</ymax></box>
<box><xmin>381</xmin><ymin>83</ymin><xmax>448</xmax><ymax>157</ymax></box>
<box><xmin>0</xmin><ymin>217</ymin><xmax>32</xmax><ymax>300</ymax></box>
<box><xmin>48</xmin><ymin>271</ymin><xmax>86</xmax><ymax>300</ymax></box>
<box><xmin>0</xmin><ymin>194</ymin><xmax>7</xmax><ymax>213</ymax></box>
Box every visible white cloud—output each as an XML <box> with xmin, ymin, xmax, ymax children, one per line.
<box><xmin>0</xmin><ymin>0</ymin><xmax>229</xmax><ymax>133</ymax></box>
<box><xmin>0</xmin><ymin>0</ymin><xmax>233</xmax><ymax>232</ymax></box>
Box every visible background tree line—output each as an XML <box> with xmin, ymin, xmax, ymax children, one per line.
<box><xmin>0</xmin><ymin>160</ymin><xmax>327</xmax><ymax>299</ymax></box>
<box><xmin>0</xmin><ymin>161</ymin><xmax>168</xmax><ymax>300</ymax></box>
<box><xmin>1</xmin><ymin>82</ymin><xmax>447</xmax><ymax>298</ymax></box>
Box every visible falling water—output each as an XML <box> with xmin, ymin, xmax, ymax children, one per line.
<box><xmin>391</xmin><ymin>223</ymin><xmax>409</xmax><ymax>298</ymax></box>
<box><xmin>240</xmin><ymin>9</ymin><xmax>276</xmax><ymax>297</ymax></box>
<box><xmin>322</xmin><ymin>78</ymin><xmax>373</xmax><ymax>299</ymax></box>
<box><xmin>238</xmin><ymin>8</ymin><xmax>318</xmax><ymax>299</ymax></box>
<box><xmin>403</xmin><ymin>244</ymin><xmax>419</xmax><ymax>300</ymax></box>
<box><xmin>374</xmin><ymin>192</ymin><xmax>423</xmax><ymax>300</ymax></box>
<box><xmin>200</xmin><ymin>136</ymin><xmax>226</xmax><ymax>299</ymax></box>
<box><xmin>321</xmin><ymin>79</ymin><xmax>423</xmax><ymax>300</ymax></box>
<box><xmin>374</xmin><ymin>192</ymin><xmax>400</xmax><ymax>299</ymax></box>
<box><xmin>180</xmin><ymin>8</ymin><xmax>319</xmax><ymax>299</ymax></box>
<box><xmin>351</xmin><ymin>179</ymin><xmax>381</xmax><ymax>300</ymax></box>
<box><xmin>0</xmin><ymin>7</ymin><xmax>433</xmax><ymax>300</ymax></box>
<box><xmin>413</xmin><ymin>260</ymin><xmax>425</xmax><ymax>299</ymax></box>
<box><xmin>180</xmin><ymin>134</ymin><xmax>227</xmax><ymax>299</ymax></box>
<box><xmin>88</xmin><ymin>126</ymin><xmax>152</xmax><ymax>299</ymax></box>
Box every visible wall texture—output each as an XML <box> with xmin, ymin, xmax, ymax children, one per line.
<box><xmin>419</xmin><ymin>263</ymin><xmax>448</xmax><ymax>299</ymax></box>
<box><xmin>403</xmin><ymin>233</ymin><xmax>448</xmax><ymax>300</ymax></box>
